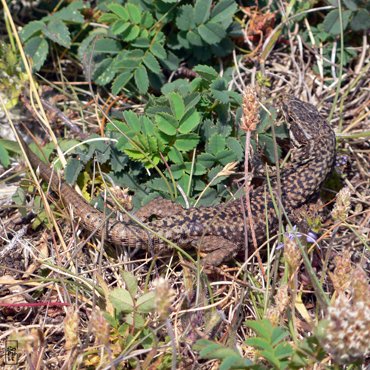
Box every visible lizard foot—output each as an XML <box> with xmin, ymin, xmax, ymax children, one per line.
<box><xmin>194</xmin><ymin>236</ymin><xmax>240</xmax><ymax>267</ymax></box>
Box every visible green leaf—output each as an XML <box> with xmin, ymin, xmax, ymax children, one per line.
<box><xmin>226</xmin><ymin>137</ymin><xmax>243</xmax><ymax>161</ymax></box>
<box><xmin>274</xmin><ymin>342</ymin><xmax>293</xmax><ymax>360</ymax></box>
<box><xmin>127</xmin><ymin>3</ymin><xmax>141</xmax><ymax>24</ymax></box>
<box><xmin>271</xmin><ymin>327</ymin><xmax>289</xmax><ymax>346</ymax></box>
<box><xmin>151</xmin><ymin>42</ymin><xmax>167</xmax><ymax>60</ymax></box>
<box><xmin>245</xmin><ymin>319</ymin><xmax>273</xmax><ymax>340</ymax></box>
<box><xmin>123</xmin><ymin>111</ymin><xmax>141</xmax><ymax>132</ymax></box>
<box><xmin>132</xmin><ymin>37</ymin><xmax>150</xmax><ymax>48</ymax></box>
<box><xmin>194</xmin><ymin>0</ymin><xmax>212</xmax><ymax>25</ymax></box>
<box><xmin>198</xmin><ymin>22</ymin><xmax>226</xmax><ymax>44</ymax></box>
<box><xmin>210</xmin><ymin>78</ymin><xmax>229</xmax><ymax>103</ymax></box>
<box><xmin>168</xmin><ymin>147</ymin><xmax>184</xmax><ymax>164</ymax></box>
<box><xmin>260</xmin><ymin>350</ymin><xmax>281</xmax><ymax>369</ymax></box>
<box><xmin>122</xmin><ymin>24</ymin><xmax>141</xmax><ymax>41</ymax></box>
<box><xmin>323</xmin><ymin>9</ymin><xmax>352</xmax><ymax>35</ymax></box>
<box><xmin>122</xmin><ymin>270</ymin><xmax>138</xmax><ymax>297</ymax></box>
<box><xmin>24</xmin><ymin>36</ymin><xmax>49</xmax><ymax>71</ymax></box>
<box><xmin>211</xmin><ymin>0</ymin><xmax>238</xmax><ymax>24</ymax></box>
<box><xmin>50</xmin><ymin>0</ymin><xmax>85</xmax><ymax>23</ymax></box>
<box><xmin>112</xmin><ymin>71</ymin><xmax>132</xmax><ymax>95</ymax></box>
<box><xmin>186</xmin><ymin>30</ymin><xmax>203</xmax><ymax>46</ymax></box>
<box><xmin>343</xmin><ymin>0</ymin><xmax>359</xmax><ymax>11</ymax></box>
<box><xmin>93</xmin><ymin>58</ymin><xmax>115</xmax><ymax>85</ymax></box>
<box><xmin>169</xmin><ymin>92</ymin><xmax>185</xmax><ymax>121</ymax></box>
<box><xmin>156</xmin><ymin>113</ymin><xmax>177</xmax><ymax>135</ymax></box>
<box><xmin>193</xmin><ymin>64</ymin><xmax>218</xmax><ymax>81</ymax></box>
<box><xmin>208</xmin><ymin>135</ymin><xmax>225</xmax><ymax>155</ymax></box>
<box><xmin>111</xmin><ymin>20</ymin><xmax>130</xmax><ymax>35</ymax></box>
<box><xmin>20</xmin><ymin>20</ymin><xmax>44</xmax><ymax>42</ymax></box>
<box><xmin>350</xmin><ymin>9</ymin><xmax>370</xmax><ymax>31</ymax></box>
<box><xmin>137</xmin><ymin>291</ymin><xmax>156</xmax><ymax>313</ymax></box>
<box><xmin>125</xmin><ymin>312</ymin><xmax>145</xmax><ymax>329</ymax></box>
<box><xmin>134</xmin><ymin>65</ymin><xmax>149</xmax><ymax>94</ymax></box>
<box><xmin>65</xmin><ymin>158</ymin><xmax>83</xmax><ymax>185</ymax></box>
<box><xmin>175</xmin><ymin>134</ymin><xmax>199</xmax><ymax>152</ymax></box>
<box><xmin>245</xmin><ymin>337</ymin><xmax>272</xmax><ymax>351</ymax></box>
<box><xmin>176</xmin><ymin>4</ymin><xmax>196</xmax><ymax>31</ymax></box>
<box><xmin>42</xmin><ymin>19</ymin><xmax>71</xmax><ymax>48</ymax></box>
<box><xmin>94</xmin><ymin>38</ymin><xmax>121</xmax><ymax>53</ymax></box>
<box><xmin>143</xmin><ymin>52</ymin><xmax>161</xmax><ymax>73</ymax></box>
<box><xmin>107</xmin><ymin>3</ymin><xmax>128</xmax><ymax>20</ymax></box>
<box><xmin>109</xmin><ymin>288</ymin><xmax>134</xmax><ymax>313</ymax></box>
<box><xmin>0</xmin><ymin>144</ymin><xmax>10</xmax><ymax>167</ymax></box>
<box><xmin>179</xmin><ymin>109</ymin><xmax>201</xmax><ymax>133</ymax></box>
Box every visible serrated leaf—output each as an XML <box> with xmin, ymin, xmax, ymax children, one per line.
<box><xmin>107</xmin><ymin>3</ymin><xmax>128</xmax><ymax>20</ymax></box>
<box><xmin>245</xmin><ymin>337</ymin><xmax>272</xmax><ymax>351</ymax></box>
<box><xmin>271</xmin><ymin>327</ymin><xmax>289</xmax><ymax>346</ymax></box>
<box><xmin>65</xmin><ymin>158</ymin><xmax>84</xmax><ymax>185</ymax></box>
<box><xmin>187</xmin><ymin>30</ymin><xmax>203</xmax><ymax>46</ymax></box>
<box><xmin>208</xmin><ymin>135</ymin><xmax>225</xmax><ymax>155</ymax></box>
<box><xmin>168</xmin><ymin>147</ymin><xmax>183</xmax><ymax>164</ymax></box>
<box><xmin>127</xmin><ymin>3</ymin><xmax>141</xmax><ymax>24</ymax></box>
<box><xmin>175</xmin><ymin>134</ymin><xmax>199</xmax><ymax>152</ymax></box>
<box><xmin>246</xmin><ymin>319</ymin><xmax>273</xmax><ymax>340</ymax></box>
<box><xmin>42</xmin><ymin>19</ymin><xmax>71</xmax><ymax>48</ymax></box>
<box><xmin>260</xmin><ymin>350</ymin><xmax>281</xmax><ymax>368</ymax></box>
<box><xmin>134</xmin><ymin>65</ymin><xmax>149</xmax><ymax>94</ymax></box>
<box><xmin>93</xmin><ymin>58</ymin><xmax>115</xmax><ymax>85</ymax></box>
<box><xmin>137</xmin><ymin>291</ymin><xmax>156</xmax><ymax>313</ymax></box>
<box><xmin>323</xmin><ymin>9</ymin><xmax>352</xmax><ymax>35</ymax></box>
<box><xmin>112</xmin><ymin>71</ymin><xmax>132</xmax><ymax>94</ymax></box>
<box><xmin>274</xmin><ymin>342</ymin><xmax>293</xmax><ymax>359</ymax></box>
<box><xmin>169</xmin><ymin>92</ymin><xmax>185</xmax><ymax>120</ymax></box>
<box><xmin>151</xmin><ymin>42</ymin><xmax>167</xmax><ymax>60</ymax></box>
<box><xmin>179</xmin><ymin>109</ymin><xmax>200</xmax><ymax>133</ymax></box>
<box><xmin>143</xmin><ymin>52</ymin><xmax>161</xmax><ymax>73</ymax></box>
<box><xmin>50</xmin><ymin>0</ymin><xmax>85</xmax><ymax>23</ymax></box>
<box><xmin>24</xmin><ymin>36</ymin><xmax>49</xmax><ymax>71</ymax></box>
<box><xmin>226</xmin><ymin>137</ymin><xmax>243</xmax><ymax>161</ymax></box>
<box><xmin>198</xmin><ymin>22</ymin><xmax>226</xmax><ymax>44</ymax></box>
<box><xmin>155</xmin><ymin>113</ymin><xmax>177</xmax><ymax>135</ymax></box>
<box><xmin>20</xmin><ymin>20</ymin><xmax>44</xmax><ymax>42</ymax></box>
<box><xmin>350</xmin><ymin>9</ymin><xmax>370</xmax><ymax>31</ymax></box>
<box><xmin>176</xmin><ymin>4</ymin><xmax>196</xmax><ymax>31</ymax></box>
<box><xmin>122</xmin><ymin>24</ymin><xmax>140</xmax><ymax>41</ymax></box>
<box><xmin>125</xmin><ymin>312</ymin><xmax>145</xmax><ymax>329</ymax></box>
<box><xmin>123</xmin><ymin>111</ymin><xmax>141</xmax><ymax>132</ymax></box>
<box><xmin>111</xmin><ymin>20</ymin><xmax>130</xmax><ymax>35</ymax></box>
<box><xmin>194</xmin><ymin>0</ymin><xmax>212</xmax><ymax>25</ymax></box>
<box><xmin>109</xmin><ymin>288</ymin><xmax>134</xmax><ymax>313</ymax></box>
<box><xmin>132</xmin><ymin>37</ymin><xmax>150</xmax><ymax>48</ymax></box>
<box><xmin>122</xmin><ymin>270</ymin><xmax>138</xmax><ymax>297</ymax></box>
<box><xmin>211</xmin><ymin>0</ymin><xmax>237</xmax><ymax>24</ymax></box>
<box><xmin>194</xmin><ymin>64</ymin><xmax>218</xmax><ymax>81</ymax></box>
<box><xmin>93</xmin><ymin>38</ymin><xmax>121</xmax><ymax>53</ymax></box>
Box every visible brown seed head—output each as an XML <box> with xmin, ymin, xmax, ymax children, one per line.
<box><xmin>240</xmin><ymin>86</ymin><xmax>259</xmax><ymax>132</ymax></box>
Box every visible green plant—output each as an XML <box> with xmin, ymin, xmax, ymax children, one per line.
<box><xmin>20</xmin><ymin>1</ymin><xmax>87</xmax><ymax>71</ymax></box>
<box><xmin>194</xmin><ymin>319</ymin><xmax>330</xmax><ymax>370</ymax></box>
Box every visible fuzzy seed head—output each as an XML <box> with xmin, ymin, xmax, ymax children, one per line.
<box><xmin>240</xmin><ymin>86</ymin><xmax>259</xmax><ymax>132</ymax></box>
<box><xmin>153</xmin><ymin>277</ymin><xmax>176</xmax><ymax>320</ymax></box>
<box><xmin>331</xmin><ymin>187</ymin><xmax>351</xmax><ymax>221</ymax></box>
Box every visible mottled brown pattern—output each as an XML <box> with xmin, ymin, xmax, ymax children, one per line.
<box><xmin>20</xmin><ymin>96</ymin><xmax>336</xmax><ymax>266</ymax></box>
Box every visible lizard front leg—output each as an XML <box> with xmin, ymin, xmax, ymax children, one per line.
<box><xmin>192</xmin><ymin>236</ymin><xmax>240</xmax><ymax>266</ymax></box>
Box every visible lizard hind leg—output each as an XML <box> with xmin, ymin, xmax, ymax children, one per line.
<box><xmin>194</xmin><ymin>236</ymin><xmax>240</xmax><ymax>267</ymax></box>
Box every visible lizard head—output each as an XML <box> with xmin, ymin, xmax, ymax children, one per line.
<box><xmin>281</xmin><ymin>95</ymin><xmax>331</xmax><ymax>147</ymax></box>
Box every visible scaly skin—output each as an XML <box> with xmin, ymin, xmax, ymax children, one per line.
<box><xmin>20</xmin><ymin>96</ymin><xmax>336</xmax><ymax>265</ymax></box>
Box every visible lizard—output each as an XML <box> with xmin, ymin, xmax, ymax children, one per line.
<box><xmin>18</xmin><ymin>96</ymin><xmax>336</xmax><ymax>266</ymax></box>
